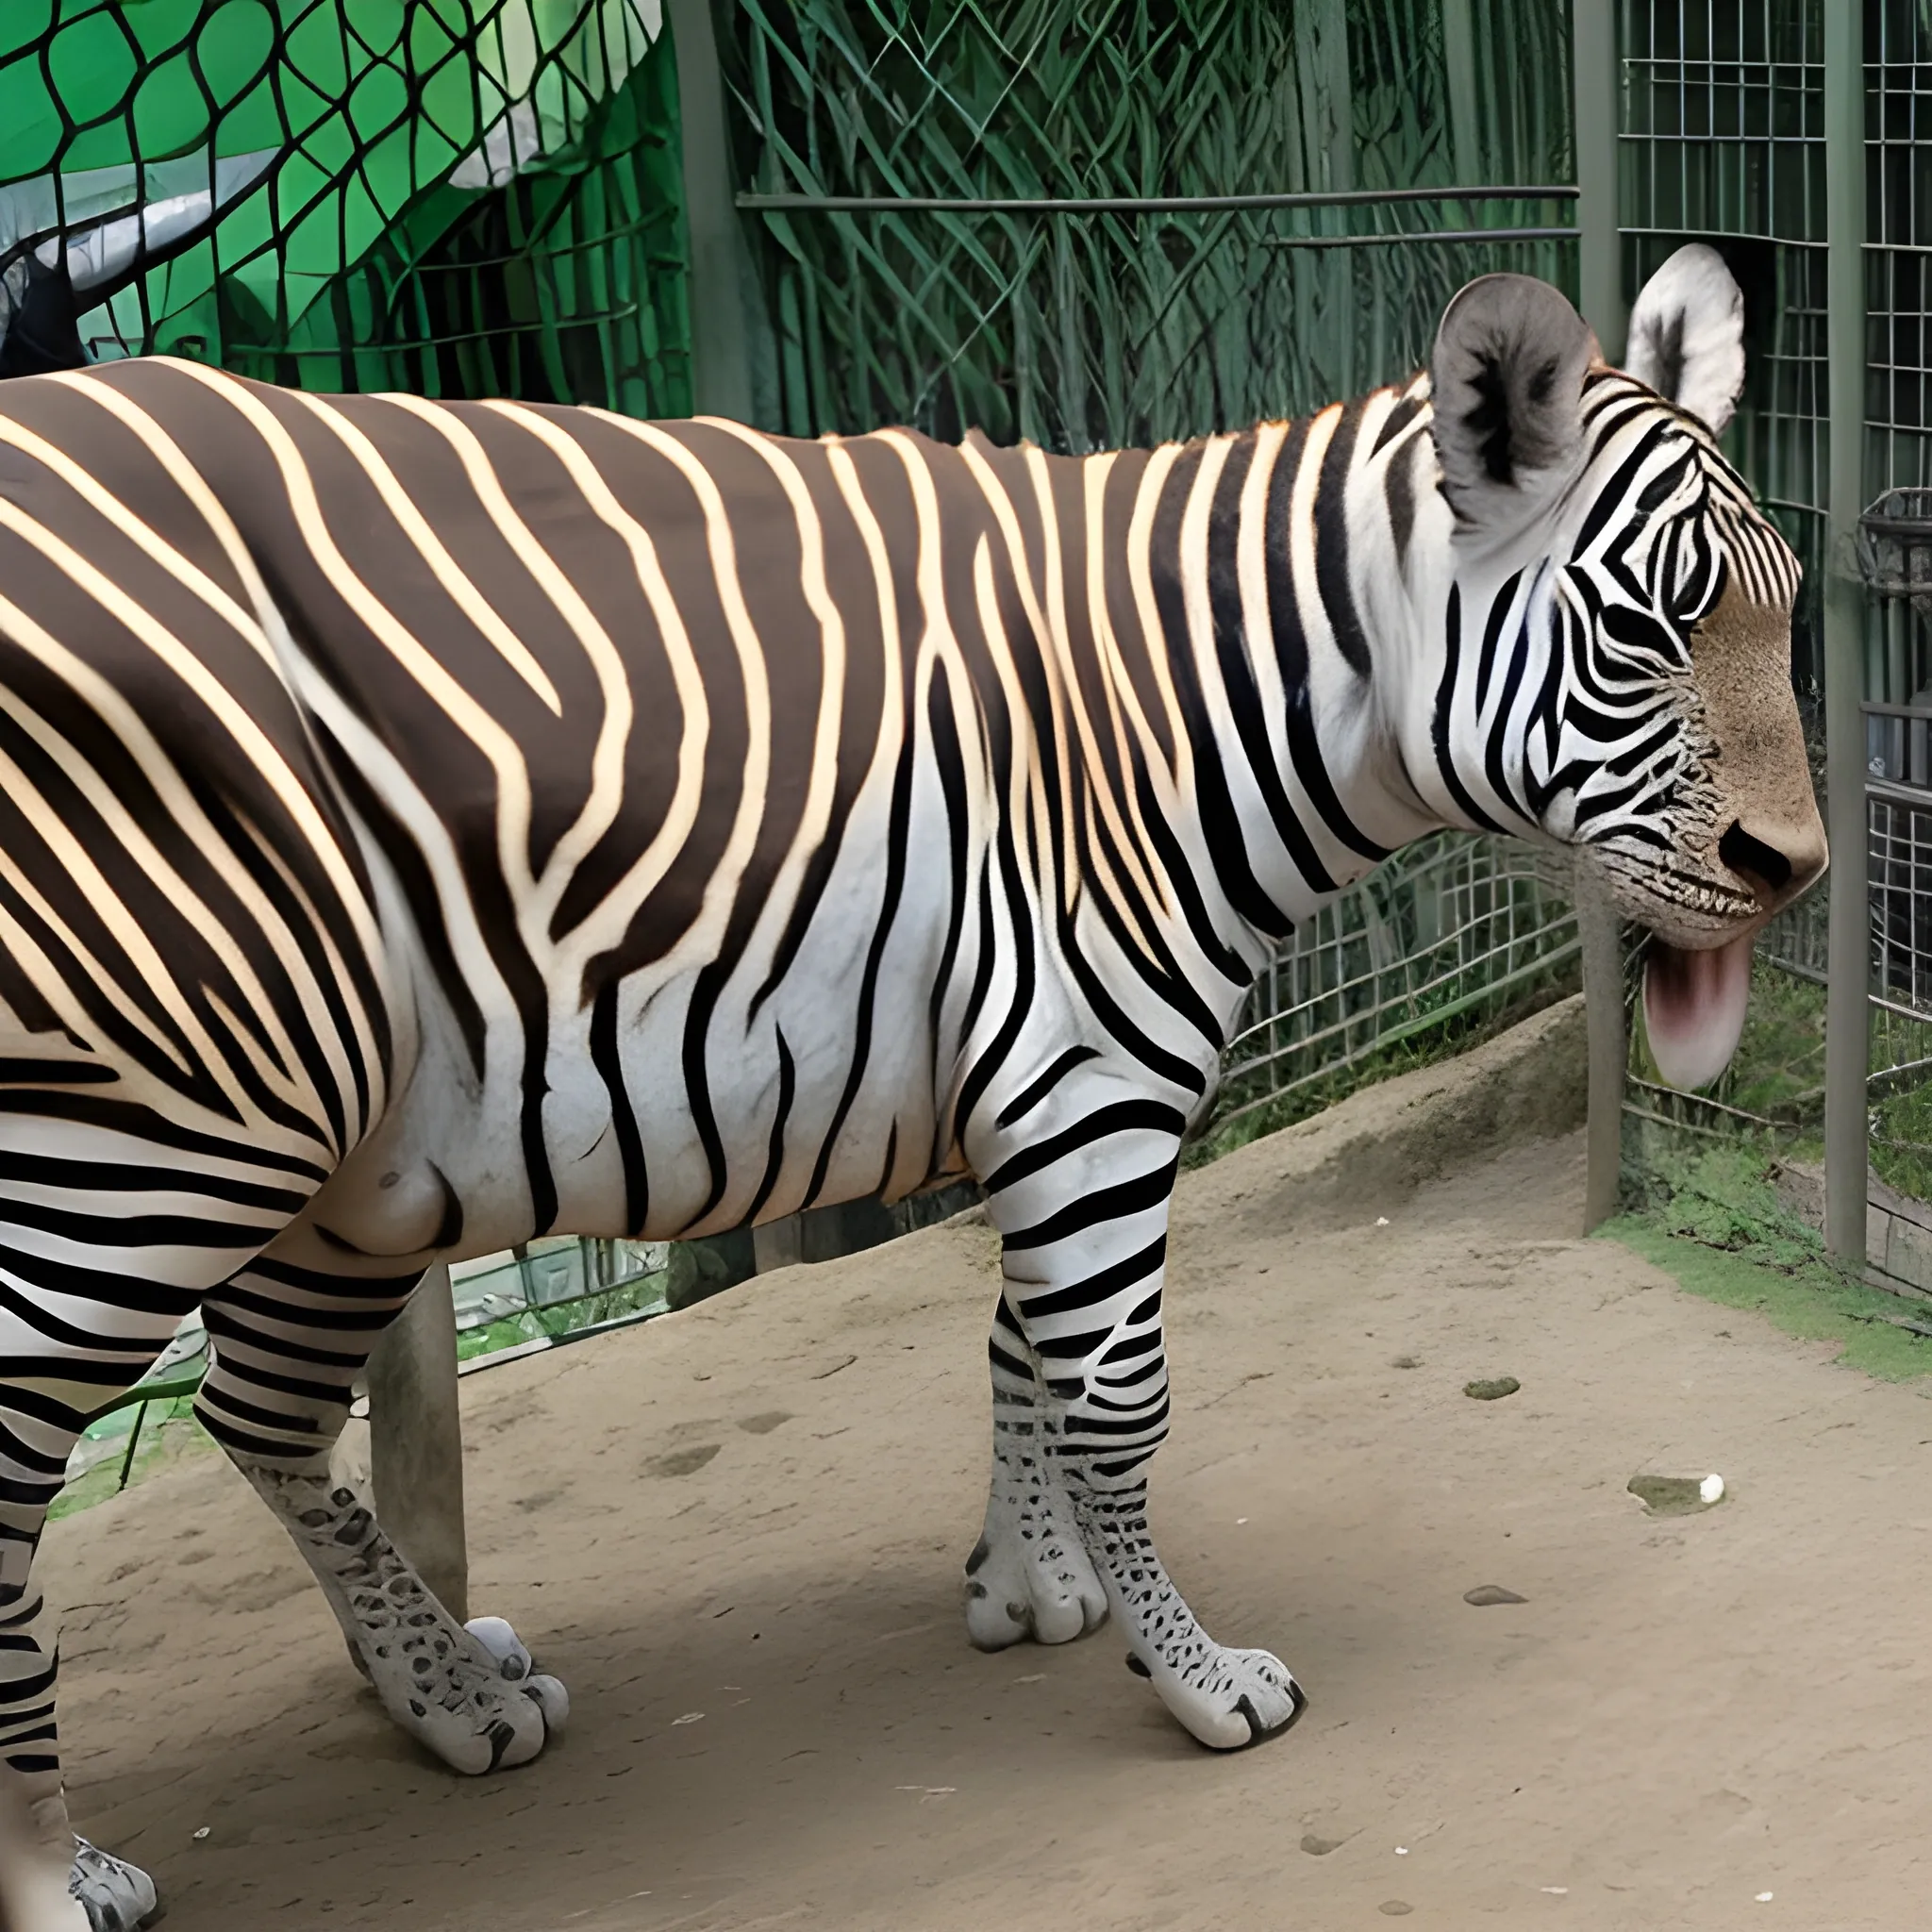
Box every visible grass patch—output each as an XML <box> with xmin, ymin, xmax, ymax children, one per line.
<box><xmin>455</xmin><ymin>1272</ymin><xmax>670</xmax><ymax>1361</ymax></box>
<box><xmin>48</xmin><ymin>1403</ymin><xmax>216</xmax><ymax>1522</ymax></box>
<box><xmin>1641</xmin><ymin>958</ymin><xmax>1932</xmax><ymax>1205</ymax></box>
<box><xmin>1601</xmin><ymin>1143</ymin><xmax>1932</xmax><ymax>1382</ymax></box>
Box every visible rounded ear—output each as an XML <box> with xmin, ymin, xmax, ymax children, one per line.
<box><xmin>1429</xmin><ymin>274</ymin><xmax>1598</xmax><ymax>530</ymax></box>
<box><xmin>1624</xmin><ymin>242</ymin><xmax>1745</xmax><ymax>436</ymax></box>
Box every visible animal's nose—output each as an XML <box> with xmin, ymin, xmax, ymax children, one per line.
<box><xmin>1719</xmin><ymin>814</ymin><xmax>1828</xmax><ymax>911</ymax></box>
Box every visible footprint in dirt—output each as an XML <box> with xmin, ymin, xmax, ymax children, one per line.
<box><xmin>649</xmin><ymin>1443</ymin><xmax>722</xmax><ymax>1477</ymax></box>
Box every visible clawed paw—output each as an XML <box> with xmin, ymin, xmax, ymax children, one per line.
<box><xmin>962</xmin><ymin>1525</ymin><xmax>1108</xmax><ymax>1651</ymax></box>
<box><xmin>467</xmin><ymin>1614</ymin><xmax>570</xmax><ymax>1738</ymax></box>
<box><xmin>1136</xmin><ymin>1644</ymin><xmax>1307</xmax><ymax>1751</ymax></box>
<box><xmin>355</xmin><ymin>1611</ymin><xmax>568</xmax><ymax>1775</ymax></box>
<box><xmin>70</xmin><ymin>1838</ymin><xmax>158</xmax><ymax>1932</ymax></box>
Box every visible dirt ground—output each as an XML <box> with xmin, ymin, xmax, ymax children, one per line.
<box><xmin>38</xmin><ymin>1014</ymin><xmax>1932</xmax><ymax>1932</ymax></box>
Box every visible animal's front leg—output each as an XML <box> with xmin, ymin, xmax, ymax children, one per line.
<box><xmin>197</xmin><ymin>1267</ymin><xmax>568</xmax><ymax>1777</ymax></box>
<box><xmin>962</xmin><ymin>1290</ymin><xmax>1108</xmax><ymax>1649</ymax></box>
<box><xmin>975</xmin><ymin>1091</ymin><xmax>1306</xmax><ymax>1750</ymax></box>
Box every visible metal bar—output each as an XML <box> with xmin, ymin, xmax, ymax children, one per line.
<box><xmin>668</xmin><ymin>0</ymin><xmax>753</xmax><ymax>420</ymax></box>
<box><xmin>735</xmin><ymin>187</ymin><xmax>1580</xmax><ymax>216</ymax></box>
<box><xmin>115</xmin><ymin>1401</ymin><xmax>147</xmax><ymax>1492</ymax></box>
<box><xmin>1824</xmin><ymin>0</ymin><xmax>1871</xmax><ymax>1268</ymax></box>
<box><xmin>1624</xmin><ymin>1077</ymin><xmax>1778</xmax><ymax>1131</ymax></box>
<box><xmin>1576</xmin><ymin>874</ymin><xmax>1627</xmax><ymax>1231</ymax></box>
<box><xmin>1310</xmin><ymin>0</ymin><xmax>1354</xmax><ymax>195</ymax></box>
<box><xmin>1260</xmin><ymin>227</ymin><xmax>1578</xmax><ymax>250</ymax></box>
<box><xmin>1441</xmin><ymin>0</ymin><xmax>1482</xmax><ymax>187</ymax></box>
<box><xmin>1573</xmin><ymin>0</ymin><xmax>1625</xmax><ymax>361</ymax></box>
<box><xmin>368</xmin><ymin>1262</ymin><xmax>469</xmax><ymax>1624</ymax></box>
<box><xmin>1573</xmin><ymin>1</ymin><xmax>1626</xmax><ymax>1233</ymax></box>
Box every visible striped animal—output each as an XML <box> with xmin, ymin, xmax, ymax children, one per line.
<box><xmin>0</xmin><ymin>244</ymin><xmax>1822</xmax><ymax>1930</ymax></box>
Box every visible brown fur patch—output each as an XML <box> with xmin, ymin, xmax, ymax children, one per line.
<box><xmin>1688</xmin><ymin>579</ymin><xmax>1824</xmax><ymax>891</ymax></box>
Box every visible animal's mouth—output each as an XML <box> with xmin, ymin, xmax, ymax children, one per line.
<box><xmin>1640</xmin><ymin>929</ymin><xmax>1757</xmax><ymax>1091</ymax></box>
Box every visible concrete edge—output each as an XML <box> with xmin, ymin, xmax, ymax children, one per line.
<box><xmin>1193</xmin><ymin>992</ymin><xmax>1590</xmax><ymax>1227</ymax></box>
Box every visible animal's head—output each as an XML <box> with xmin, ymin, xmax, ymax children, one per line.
<box><xmin>1424</xmin><ymin>243</ymin><xmax>1824</xmax><ymax>1091</ymax></box>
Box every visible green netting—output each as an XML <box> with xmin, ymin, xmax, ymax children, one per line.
<box><xmin>724</xmin><ymin>0</ymin><xmax>1575</xmax><ymax>451</ymax></box>
<box><xmin>0</xmin><ymin>0</ymin><xmax>691</xmax><ymax>413</ymax></box>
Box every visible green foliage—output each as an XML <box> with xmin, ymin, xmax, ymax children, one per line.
<box><xmin>1629</xmin><ymin>958</ymin><xmax>1932</xmax><ymax>1208</ymax></box>
<box><xmin>454</xmin><ymin>1270</ymin><xmax>668</xmax><ymax>1361</ymax></box>
<box><xmin>47</xmin><ymin>1400</ymin><xmax>213</xmax><ymax>1522</ymax></box>
<box><xmin>1604</xmin><ymin>1143</ymin><xmax>1932</xmax><ymax>1383</ymax></box>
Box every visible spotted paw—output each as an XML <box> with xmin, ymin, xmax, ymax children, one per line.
<box><xmin>1134</xmin><ymin>1643</ymin><xmax>1307</xmax><ymax>1751</ymax></box>
<box><xmin>70</xmin><ymin>1838</ymin><xmax>158</xmax><ymax>1932</ymax></box>
<box><xmin>467</xmin><ymin>1614</ymin><xmax>570</xmax><ymax>1738</ymax></box>
<box><xmin>962</xmin><ymin>1517</ymin><xmax>1108</xmax><ymax>1650</ymax></box>
<box><xmin>367</xmin><ymin>1613</ymin><xmax>558</xmax><ymax>1775</ymax></box>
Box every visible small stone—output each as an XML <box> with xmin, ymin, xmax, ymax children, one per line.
<box><xmin>1628</xmin><ymin>1473</ymin><xmax>1725</xmax><ymax>1517</ymax></box>
<box><xmin>1379</xmin><ymin>1905</ymin><xmax>1414</xmax><ymax>1918</ymax></box>
<box><xmin>1464</xmin><ymin>1584</ymin><xmax>1528</xmax><ymax>1607</ymax></box>
<box><xmin>1392</xmin><ymin>1356</ymin><xmax>1422</xmax><ymax>1370</ymax></box>
<box><xmin>1464</xmin><ymin>1376</ymin><xmax>1521</xmax><ymax>1401</ymax></box>
<box><xmin>1300</xmin><ymin>1834</ymin><xmax>1342</xmax><ymax>1857</ymax></box>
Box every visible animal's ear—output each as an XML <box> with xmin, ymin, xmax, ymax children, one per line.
<box><xmin>1429</xmin><ymin>274</ymin><xmax>1598</xmax><ymax>530</ymax></box>
<box><xmin>1624</xmin><ymin>242</ymin><xmax>1746</xmax><ymax>436</ymax></box>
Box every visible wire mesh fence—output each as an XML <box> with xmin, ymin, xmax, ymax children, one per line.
<box><xmin>1615</xmin><ymin>0</ymin><xmax>1932</xmax><ymax>1240</ymax></box>
<box><xmin>724</xmin><ymin>0</ymin><xmax>1576</xmax><ymax>447</ymax></box>
<box><xmin>0</xmin><ymin>0</ymin><xmax>690</xmax><ymax>411</ymax></box>
<box><xmin>1206</xmin><ymin>832</ymin><xmax>1581</xmax><ymax>1148</ymax></box>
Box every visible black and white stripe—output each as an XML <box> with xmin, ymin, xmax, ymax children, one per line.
<box><xmin>0</xmin><ymin>255</ymin><xmax>1817</xmax><ymax>1917</ymax></box>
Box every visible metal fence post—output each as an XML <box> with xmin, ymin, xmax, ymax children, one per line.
<box><xmin>368</xmin><ymin>1262</ymin><xmax>469</xmax><ymax>1624</ymax></box>
<box><xmin>1574</xmin><ymin>0</ymin><xmax>1627</xmax><ymax>1231</ymax></box>
<box><xmin>667</xmin><ymin>0</ymin><xmax>754</xmax><ymax>421</ymax></box>
<box><xmin>1824</xmin><ymin>2</ymin><xmax>1870</xmax><ymax>1266</ymax></box>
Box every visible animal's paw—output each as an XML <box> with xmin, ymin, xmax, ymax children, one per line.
<box><xmin>1129</xmin><ymin>1643</ymin><xmax>1307</xmax><ymax>1751</ymax></box>
<box><xmin>70</xmin><ymin>1838</ymin><xmax>158</xmax><ymax>1932</ymax></box>
<box><xmin>366</xmin><ymin>1611</ymin><xmax>562</xmax><ymax>1775</ymax></box>
<box><xmin>467</xmin><ymin>1614</ymin><xmax>570</xmax><ymax>1737</ymax></box>
<box><xmin>962</xmin><ymin>1515</ymin><xmax>1108</xmax><ymax>1650</ymax></box>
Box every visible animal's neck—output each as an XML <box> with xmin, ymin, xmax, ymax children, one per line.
<box><xmin>1114</xmin><ymin>383</ymin><xmax>1472</xmax><ymax>955</ymax></box>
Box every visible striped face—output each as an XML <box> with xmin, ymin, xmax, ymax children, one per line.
<box><xmin>1428</xmin><ymin>249</ymin><xmax>1824</xmax><ymax>1090</ymax></box>
<box><xmin>1539</xmin><ymin>375</ymin><xmax>1813</xmax><ymax>944</ymax></box>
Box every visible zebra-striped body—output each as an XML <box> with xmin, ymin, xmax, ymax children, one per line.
<box><xmin>0</xmin><ymin>254</ymin><xmax>1824</xmax><ymax>1929</ymax></box>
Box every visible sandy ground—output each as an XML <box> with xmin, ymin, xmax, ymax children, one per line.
<box><xmin>37</xmin><ymin>1022</ymin><xmax>1932</xmax><ymax>1931</ymax></box>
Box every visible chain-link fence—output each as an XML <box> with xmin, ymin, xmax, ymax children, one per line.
<box><xmin>0</xmin><ymin>0</ymin><xmax>690</xmax><ymax>411</ymax></box>
<box><xmin>723</xmin><ymin>0</ymin><xmax>1575</xmax><ymax>447</ymax></box>
<box><xmin>1208</xmin><ymin>834</ymin><xmax>1580</xmax><ymax>1149</ymax></box>
<box><xmin>1613</xmin><ymin>0</ymin><xmax>1932</xmax><ymax>1248</ymax></box>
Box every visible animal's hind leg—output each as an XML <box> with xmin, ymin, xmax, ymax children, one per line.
<box><xmin>194</xmin><ymin>1258</ymin><xmax>566</xmax><ymax>1775</ymax></box>
<box><xmin>962</xmin><ymin>1287</ymin><xmax>1108</xmax><ymax>1650</ymax></box>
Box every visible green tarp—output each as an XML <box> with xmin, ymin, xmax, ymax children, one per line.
<box><xmin>0</xmin><ymin>1</ymin><xmax>691</xmax><ymax>411</ymax></box>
